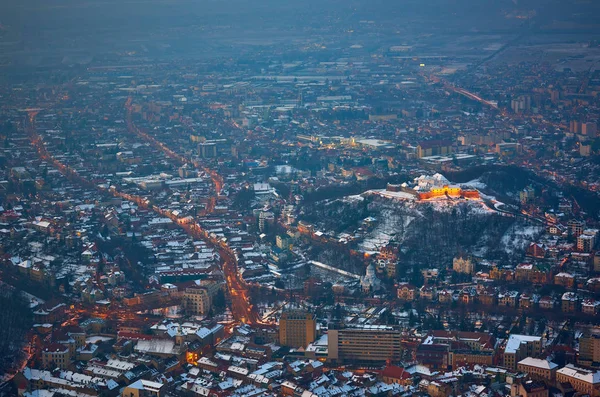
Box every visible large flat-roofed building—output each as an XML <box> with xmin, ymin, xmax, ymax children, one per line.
<box><xmin>328</xmin><ymin>325</ymin><xmax>402</xmax><ymax>364</ymax></box>
<box><xmin>556</xmin><ymin>364</ymin><xmax>600</xmax><ymax>396</ymax></box>
<box><xmin>279</xmin><ymin>308</ymin><xmax>316</xmax><ymax>349</ymax></box>
<box><xmin>183</xmin><ymin>287</ymin><xmax>211</xmax><ymax>315</ymax></box>
<box><xmin>503</xmin><ymin>334</ymin><xmax>542</xmax><ymax>371</ymax></box>
<box><xmin>495</xmin><ymin>142</ymin><xmax>522</xmax><ymax>156</ymax></box>
<box><xmin>579</xmin><ymin>234</ymin><xmax>596</xmax><ymax>252</ymax></box>
<box><xmin>183</xmin><ymin>281</ymin><xmax>223</xmax><ymax>315</ymax></box>
<box><xmin>416</xmin><ymin>140</ymin><xmax>453</xmax><ymax>158</ymax></box>
<box><xmin>579</xmin><ymin>329</ymin><xmax>600</xmax><ymax>367</ymax></box>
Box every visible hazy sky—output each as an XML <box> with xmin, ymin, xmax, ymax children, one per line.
<box><xmin>1</xmin><ymin>0</ymin><xmax>598</xmax><ymax>68</ymax></box>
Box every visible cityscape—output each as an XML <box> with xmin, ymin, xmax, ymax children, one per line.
<box><xmin>1</xmin><ymin>0</ymin><xmax>600</xmax><ymax>396</ymax></box>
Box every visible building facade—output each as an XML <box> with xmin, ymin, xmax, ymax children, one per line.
<box><xmin>279</xmin><ymin>309</ymin><xmax>316</xmax><ymax>349</ymax></box>
<box><xmin>328</xmin><ymin>326</ymin><xmax>402</xmax><ymax>364</ymax></box>
<box><xmin>453</xmin><ymin>256</ymin><xmax>474</xmax><ymax>274</ymax></box>
<box><xmin>517</xmin><ymin>357</ymin><xmax>558</xmax><ymax>381</ymax></box>
<box><xmin>556</xmin><ymin>364</ymin><xmax>600</xmax><ymax>397</ymax></box>
<box><xmin>503</xmin><ymin>335</ymin><xmax>542</xmax><ymax>371</ymax></box>
<box><xmin>579</xmin><ymin>331</ymin><xmax>600</xmax><ymax>367</ymax></box>
<box><xmin>42</xmin><ymin>344</ymin><xmax>71</xmax><ymax>370</ymax></box>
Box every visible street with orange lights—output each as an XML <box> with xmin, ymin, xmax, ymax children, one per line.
<box><xmin>27</xmin><ymin>106</ymin><xmax>261</xmax><ymax>329</ymax></box>
<box><xmin>124</xmin><ymin>98</ymin><xmax>259</xmax><ymax>325</ymax></box>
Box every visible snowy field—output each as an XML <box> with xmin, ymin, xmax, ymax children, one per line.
<box><xmin>499</xmin><ymin>222</ymin><xmax>544</xmax><ymax>255</ymax></box>
<box><xmin>359</xmin><ymin>209</ymin><xmax>415</xmax><ymax>252</ymax></box>
<box><xmin>365</xmin><ymin>189</ymin><xmax>416</xmax><ymax>201</ymax></box>
<box><xmin>459</xmin><ymin>178</ymin><xmax>488</xmax><ymax>190</ymax></box>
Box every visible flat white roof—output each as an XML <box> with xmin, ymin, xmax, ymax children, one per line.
<box><xmin>505</xmin><ymin>334</ymin><xmax>541</xmax><ymax>354</ymax></box>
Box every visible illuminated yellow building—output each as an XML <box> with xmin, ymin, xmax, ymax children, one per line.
<box><xmin>418</xmin><ymin>185</ymin><xmax>480</xmax><ymax>200</ymax></box>
<box><xmin>279</xmin><ymin>309</ymin><xmax>316</xmax><ymax>349</ymax></box>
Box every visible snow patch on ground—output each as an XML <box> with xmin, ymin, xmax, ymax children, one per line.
<box><xmin>365</xmin><ymin>189</ymin><xmax>416</xmax><ymax>200</ymax></box>
<box><xmin>416</xmin><ymin>197</ymin><xmax>494</xmax><ymax>215</ymax></box>
<box><xmin>359</xmin><ymin>209</ymin><xmax>414</xmax><ymax>252</ymax></box>
<box><xmin>472</xmin><ymin>230</ymin><xmax>495</xmax><ymax>257</ymax></box>
<box><xmin>459</xmin><ymin>178</ymin><xmax>487</xmax><ymax>190</ymax></box>
<box><xmin>500</xmin><ymin>222</ymin><xmax>544</xmax><ymax>255</ymax></box>
<box><xmin>344</xmin><ymin>194</ymin><xmax>365</xmax><ymax>203</ymax></box>
<box><xmin>86</xmin><ymin>336</ymin><xmax>114</xmax><ymax>344</ymax></box>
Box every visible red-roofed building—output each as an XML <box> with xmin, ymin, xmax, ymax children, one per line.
<box><xmin>380</xmin><ymin>365</ymin><xmax>412</xmax><ymax>386</ymax></box>
<box><xmin>526</xmin><ymin>243</ymin><xmax>547</xmax><ymax>259</ymax></box>
<box><xmin>42</xmin><ymin>343</ymin><xmax>71</xmax><ymax>369</ymax></box>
